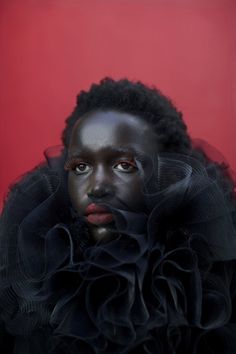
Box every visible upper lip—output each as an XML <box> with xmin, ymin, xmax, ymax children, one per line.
<box><xmin>85</xmin><ymin>203</ymin><xmax>111</xmax><ymax>215</ymax></box>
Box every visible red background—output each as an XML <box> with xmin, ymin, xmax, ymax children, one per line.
<box><xmin>0</xmin><ymin>0</ymin><xmax>236</xmax><ymax>209</ymax></box>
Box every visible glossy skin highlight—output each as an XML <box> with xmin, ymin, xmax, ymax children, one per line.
<box><xmin>66</xmin><ymin>110</ymin><xmax>159</xmax><ymax>242</ymax></box>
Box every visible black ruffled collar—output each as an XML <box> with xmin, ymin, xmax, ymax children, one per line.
<box><xmin>1</xmin><ymin>147</ymin><xmax>236</xmax><ymax>353</ymax></box>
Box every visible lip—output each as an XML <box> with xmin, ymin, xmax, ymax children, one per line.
<box><xmin>85</xmin><ymin>203</ymin><xmax>110</xmax><ymax>215</ymax></box>
<box><xmin>85</xmin><ymin>203</ymin><xmax>114</xmax><ymax>225</ymax></box>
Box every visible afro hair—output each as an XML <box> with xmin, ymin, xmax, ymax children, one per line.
<box><xmin>62</xmin><ymin>77</ymin><xmax>191</xmax><ymax>153</ymax></box>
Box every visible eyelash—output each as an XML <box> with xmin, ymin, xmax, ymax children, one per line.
<box><xmin>115</xmin><ymin>160</ymin><xmax>137</xmax><ymax>173</ymax></box>
<box><xmin>64</xmin><ymin>158</ymin><xmax>138</xmax><ymax>175</ymax></box>
<box><xmin>64</xmin><ymin>158</ymin><xmax>86</xmax><ymax>174</ymax></box>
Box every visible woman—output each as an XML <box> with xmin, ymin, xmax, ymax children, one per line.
<box><xmin>1</xmin><ymin>78</ymin><xmax>236</xmax><ymax>353</ymax></box>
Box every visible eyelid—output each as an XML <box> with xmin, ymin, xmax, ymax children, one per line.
<box><xmin>114</xmin><ymin>158</ymin><xmax>137</xmax><ymax>166</ymax></box>
<box><xmin>65</xmin><ymin>162</ymin><xmax>93</xmax><ymax>176</ymax></box>
<box><xmin>64</xmin><ymin>157</ymin><xmax>90</xmax><ymax>171</ymax></box>
<box><xmin>113</xmin><ymin>159</ymin><xmax>138</xmax><ymax>173</ymax></box>
<box><xmin>75</xmin><ymin>163</ymin><xmax>92</xmax><ymax>175</ymax></box>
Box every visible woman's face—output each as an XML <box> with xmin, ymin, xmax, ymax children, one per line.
<box><xmin>66</xmin><ymin>110</ymin><xmax>159</xmax><ymax>242</ymax></box>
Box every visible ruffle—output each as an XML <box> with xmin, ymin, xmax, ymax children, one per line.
<box><xmin>1</xmin><ymin>145</ymin><xmax>236</xmax><ymax>353</ymax></box>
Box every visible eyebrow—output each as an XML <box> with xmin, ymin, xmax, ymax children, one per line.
<box><xmin>67</xmin><ymin>146</ymin><xmax>147</xmax><ymax>160</ymax></box>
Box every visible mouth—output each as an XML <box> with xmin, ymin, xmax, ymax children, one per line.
<box><xmin>84</xmin><ymin>203</ymin><xmax>114</xmax><ymax>226</ymax></box>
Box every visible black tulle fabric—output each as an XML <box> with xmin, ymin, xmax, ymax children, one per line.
<box><xmin>1</xmin><ymin>145</ymin><xmax>236</xmax><ymax>353</ymax></box>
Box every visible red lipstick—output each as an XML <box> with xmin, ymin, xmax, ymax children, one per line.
<box><xmin>85</xmin><ymin>203</ymin><xmax>113</xmax><ymax>225</ymax></box>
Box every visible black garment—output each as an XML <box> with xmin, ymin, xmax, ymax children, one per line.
<box><xmin>1</xmin><ymin>150</ymin><xmax>236</xmax><ymax>354</ymax></box>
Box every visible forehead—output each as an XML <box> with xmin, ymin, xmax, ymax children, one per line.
<box><xmin>68</xmin><ymin>110</ymin><xmax>158</xmax><ymax>155</ymax></box>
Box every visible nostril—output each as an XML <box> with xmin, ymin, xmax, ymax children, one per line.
<box><xmin>87</xmin><ymin>185</ymin><xmax>113</xmax><ymax>199</ymax></box>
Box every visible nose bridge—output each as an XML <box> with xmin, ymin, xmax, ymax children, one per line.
<box><xmin>88</xmin><ymin>163</ymin><xmax>113</xmax><ymax>198</ymax></box>
<box><xmin>93</xmin><ymin>163</ymin><xmax>109</xmax><ymax>185</ymax></box>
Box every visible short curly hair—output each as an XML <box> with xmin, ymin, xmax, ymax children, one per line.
<box><xmin>62</xmin><ymin>77</ymin><xmax>191</xmax><ymax>153</ymax></box>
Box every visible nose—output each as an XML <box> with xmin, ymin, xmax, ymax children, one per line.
<box><xmin>87</xmin><ymin>166</ymin><xmax>114</xmax><ymax>200</ymax></box>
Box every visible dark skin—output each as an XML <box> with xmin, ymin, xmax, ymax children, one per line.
<box><xmin>65</xmin><ymin>110</ymin><xmax>159</xmax><ymax>242</ymax></box>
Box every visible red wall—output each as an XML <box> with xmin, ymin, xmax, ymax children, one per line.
<box><xmin>1</xmin><ymin>0</ymin><xmax>236</xmax><ymax>208</ymax></box>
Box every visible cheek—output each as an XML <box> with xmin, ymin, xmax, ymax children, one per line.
<box><xmin>118</xmin><ymin>177</ymin><xmax>146</xmax><ymax>206</ymax></box>
<box><xmin>68</xmin><ymin>175</ymin><xmax>88</xmax><ymax>212</ymax></box>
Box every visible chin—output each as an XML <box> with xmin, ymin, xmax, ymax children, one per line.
<box><xmin>87</xmin><ymin>222</ymin><xmax>118</xmax><ymax>243</ymax></box>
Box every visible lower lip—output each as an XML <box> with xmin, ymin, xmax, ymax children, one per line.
<box><xmin>85</xmin><ymin>213</ymin><xmax>114</xmax><ymax>225</ymax></box>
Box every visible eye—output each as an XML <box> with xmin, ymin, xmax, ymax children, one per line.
<box><xmin>64</xmin><ymin>159</ymin><xmax>92</xmax><ymax>175</ymax></box>
<box><xmin>114</xmin><ymin>161</ymin><xmax>137</xmax><ymax>173</ymax></box>
<box><xmin>74</xmin><ymin>163</ymin><xmax>92</xmax><ymax>175</ymax></box>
